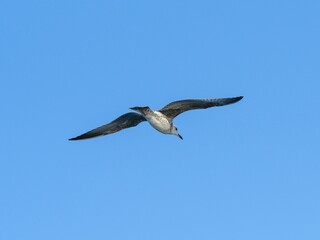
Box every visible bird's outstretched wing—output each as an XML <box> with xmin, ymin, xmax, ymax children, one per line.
<box><xmin>69</xmin><ymin>112</ymin><xmax>146</xmax><ymax>140</ymax></box>
<box><xmin>159</xmin><ymin>96</ymin><xmax>243</xmax><ymax>120</ymax></box>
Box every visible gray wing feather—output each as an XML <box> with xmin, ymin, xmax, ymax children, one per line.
<box><xmin>159</xmin><ymin>96</ymin><xmax>243</xmax><ymax>119</ymax></box>
<box><xmin>69</xmin><ymin>112</ymin><xmax>146</xmax><ymax>140</ymax></box>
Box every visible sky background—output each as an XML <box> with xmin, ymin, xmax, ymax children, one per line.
<box><xmin>1</xmin><ymin>0</ymin><xmax>320</xmax><ymax>239</ymax></box>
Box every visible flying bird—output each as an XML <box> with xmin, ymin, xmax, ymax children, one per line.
<box><xmin>69</xmin><ymin>96</ymin><xmax>243</xmax><ymax>141</ymax></box>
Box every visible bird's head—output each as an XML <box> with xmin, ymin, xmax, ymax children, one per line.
<box><xmin>171</xmin><ymin>125</ymin><xmax>183</xmax><ymax>140</ymax></box>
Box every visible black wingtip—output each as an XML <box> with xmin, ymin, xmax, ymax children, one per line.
<box><xmin>69</xmin><ymin>137</ymin><xmax>80</xmax><ymax>141</ymax></box>
<box><xmin>68</xmin><ymin>135</ymin><xmax>89</xmax><ymax>141</ymax></box>
<box><xmin>232</xmin><ymin>96</ymin><xmax>244</xmax><ymax>103</ymax></box>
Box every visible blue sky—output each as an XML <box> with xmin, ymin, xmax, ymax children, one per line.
<box><xmin>1</xmin><ymin>0</ymin><xmax>320</xmax><ymax>239</ymax></box>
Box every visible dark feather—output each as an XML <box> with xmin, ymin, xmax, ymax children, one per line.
<box><xmin>69</xmin><ymin>112</ymin><xmax>146</xmax><ymax>140</ymax></box>
<box><xmin>159</xmin><ymin>96</ymin><xmax>243</xmax><ymax>119</ymax></box>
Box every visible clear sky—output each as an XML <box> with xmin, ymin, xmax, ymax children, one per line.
<box><xmin>1</xmin><ymin>1</ymin><xmax>319</xmax><ymax>239</ymax></box>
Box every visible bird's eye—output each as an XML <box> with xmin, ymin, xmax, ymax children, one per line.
<box><xmin>175</xmin><ymin>127</ymin><xmax>178</xmax><ymax>130</ymax></box>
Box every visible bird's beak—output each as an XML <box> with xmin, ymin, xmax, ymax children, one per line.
<box><xmin>178</xmin><ymin>133</ymin><xmax>183</xmax><ymax>140</ymax></box>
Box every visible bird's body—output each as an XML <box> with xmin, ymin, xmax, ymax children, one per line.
<box><xmin>69</xmin><ymin>96</ymin><xmax>243</xmax><ymax>141</ymax></box>
<box><xmin>144</xmin><ymin>110</ymin><xmax>172</xmax><ymax>134</ymax></box>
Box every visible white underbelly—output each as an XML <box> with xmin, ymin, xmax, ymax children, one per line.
<box><xmin>145</xmin><ymin>112</ymin><xmax>171</xmax><ymax>134</ymax></box>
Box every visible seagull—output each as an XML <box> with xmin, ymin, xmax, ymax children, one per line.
<box><xmin>69</xmin><ymin>96</ymin><xmax>243</xmax><ymax>141</ymax></box>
